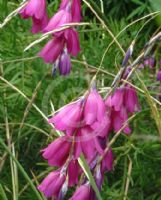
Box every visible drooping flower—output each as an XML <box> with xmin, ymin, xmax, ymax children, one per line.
<box><xmin>105</xmin><ymin>85</ymin><xmax>140</xmax><ymax>134</ymax></box>
<box><xmin>38</xmin><ymin>37</ymin><xmax>65</xmax><ymax>63</ymax></box>
<box><xmin>68</xmin><ymin>160</ymin><xmax>80</xmax><ymax>187</ymax></box>
<box><xmin>69</xmin><ymin>183</ymin><xmax>93</xmax><ymax>200</ymax></box>
<box><xmin>38</xmin><ymin>170</ymin><xmax>66</xmax><ymax>199</ymax></box>
<box><xmin>42</xmin><ymin>136</ymin><xmax>72</xmax><ymax>167</ymax></box>
<box><xmin>19</xmin><ymin>0</ymin><xmax>48</xmax><ymax>33</ymax></box>
<box><xmin>48</xmin><ymin>99</ymin><xmax>84</xmax><ymax>135</ymax></box>
<box><xmin>124</xmin><ymin>86</ymin><xmax>140</xmax><ymax>113</ymax></box>
<box><xmin>157</xmin><ymin>68</ymin><xmax>161</xmax><ymax>83</ymax></box>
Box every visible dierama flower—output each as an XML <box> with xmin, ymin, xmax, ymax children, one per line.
<box><xmin>105</xmin><ymin>85</ymin><xmax>140</xmax><ymax>134</ymax></box>
<box><xmin>19</xmin><ymin>0</ymin><xmax>48</xmax><ymax>33</ymax></box>
<box><xmin>157</xmin><ymin>68</ymin><xmax>161</xmax><ymax>83</ymax></box>
<box><xmin>38</xmin><ymin>170</ymin><xmax>66</xmax><ymax>199</ymax></box>
<box><xmin>69</xmin><ymin>183</ymin><xmax>93</xmax><ymax>200</ymax></box>
<box><xmin>38</xmin><ymin>37</ymin><xmax>65</xmax><ymax>63</ymax></box>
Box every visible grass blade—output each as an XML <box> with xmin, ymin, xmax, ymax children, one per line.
<box><xmin>78</xmin><ymin>154</ymin><xmax>102</xmax><ymax>200</ymax></box>
<box><xmin>0</xmin><ymin>184</ymin><xmax>8</xmax><ymax>200</ymax></box>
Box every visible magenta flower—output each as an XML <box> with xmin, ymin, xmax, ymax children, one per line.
<box><xmin>68</xmin><ymin>160</ymin><xmax>80</xmax><ymax>187</ymax></box>
<box><xmin>69</xmin><ymin>183</ymin><xmax>92</xmax><ymax>200</ymax></box>
<box><xmin>157</xmin><ymin>68</ymin><xmax>161</xmax><ymax>83</ymax></box>
<box><xmin>64</xmin><ymin>28</ymin><xmax>81</xmax><ymax>56</ymax></box>
<box><xmin>83</xmin><ymin>87</ymin><xmax>106</xmax><ymax>125</ymax></box>
<box><xmin>60</xmin><ymin>0</ymin><xmax>82</xmax><ymax>22</ymax></box>
<box><xmin>48</xmin><ymin>99</ymin><xmax>84</xmax><ymax>135</ymax></box>
<box><xmin>19</xmin><ymin>0</ymin><xmax>48</xmax><ymax>33</ymax></box>
<box><xmin>112</xmin><ymin>108</ymin><xmax>132</xmax><ymax>134</ymax></box>
<box><xmin>42</xmin><ymin>136</ymin><xmax>72</xmax><ymax>167</ymax></box>
<box><xmin>43</xmin><ymin>10</ymin><xmax>72</xmax><ymax>33</ymax></box>
<box><xmin>71</xmin><ymin>0</ymin><xmax>82</xmax><ymax>22</ymax></box>
<box><xmin>38</xmin><ymin>37</ymin><xmax>65</xmax><ymax>63</ymax></box>
<box><xmin>101</xmin><ymin>148</ymin><xmax>114</xmax><ymax>172</ymax></box>
<box><xmin>105</xmin><ymin>85</ymin><xmax>140</xmax><ymax>134</ymax></box>
<box><xmin>124</xmin><ymin>86</ymin><xmax>140</xmax><ymax>113</ymax></box>
<box><xmin>38</xmin><ymin>170</ymin><xmax>66</xmax><ymax>199</ymax></box>
<box><xmin>59</xmin><ymin>50</ymin><xmax>71</xmax><ymax>75</ymax></box>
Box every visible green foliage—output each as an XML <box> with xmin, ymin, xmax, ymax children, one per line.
<box><xmin>0</xmin><ymin>1</ymin><xmax>161</xmax><ymax>200</ymax></box>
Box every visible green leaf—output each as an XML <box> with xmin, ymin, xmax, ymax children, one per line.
<box><xmin>0</xmin><ymin>184</ymin><xmax>8</xmax><ymax>200</ymax></box>
<box><xmin>78</xmin><ymin>154</ymin><xmax>102</xmax><ymax>200</ymax></box>
<box><xmin>0</xmin><ymin>138</ymin><xmax>45</xmax><ymax>200</ymax></box>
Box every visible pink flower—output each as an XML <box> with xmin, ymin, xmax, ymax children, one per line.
<box><xmin>71</xmin><ymin>0</ymin><xmax>82</xmax><ymax>22</ymax></box>
<box><xmin>84</xmin><ymin>88</ymin><xmax>106</xmax><ymax>125</ymax></box>
<box><xmin>48</xmin><ymin>99</ymin><xmax>84</xmax><ymax>135</ymax></box>
<box><xmin>31</xmin><ymin>13</ymin><xmax>48</xmax><ymax>34</ymax></box>
<box><xmin>60</xmin><ymin>0</ymin><xmax>82</xmax><ymax>22</ymax></box>
<box><xmin>38</xmin><ymin>170</ymin><xmax>66</xmax><ymax>199</ymax></box>
<box><xmin>42</xmin><ymin>136</ymin><xmax>72</xmax><ymax>167</ymax></box>
<box><xmin>69</xmin><ymin>183</ymin><xmax>92</xmax><ymax>200</ymax></box>
<box><xmin>38</xmin><ymin>37</ymin><xmax>65</xmax><ymax>63</ymax></box>
<box><xmin>112</xmin><ymin>108</ymin><xmax>132</xmax><ymax>134</ymax></box>
<box><xmin>68</xmin><ymin>160</ymin><xmax>80</xmax><ymax>187</ymax></box>
<box><xmin>64</xmin><ymin>28</ymin><xmax>81</xmax><ymax>56</ymax></box>
<box><xmin>124</xmin><ymin>86</ymin><xmax>140</xmax><ymax>113</ymax></box>
<box><xmin>101</xmin><ymin>148</ymin><xmax>114</xmax><ymax>172</ymax></box>
<box><xmin>43</xmin><ymin>10</ymin><xmax>72</xmax><ymax>33</ymax></box>
<box><xmin>19</xmin><ymin>0</ymin><xmax>48</xmax><ymax>33</ymax></box>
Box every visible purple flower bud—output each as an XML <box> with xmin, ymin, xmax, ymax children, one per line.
<box><xmin>157</xmin><ymin>68</ymin><xmax>161</xmax><ymax>83</ymax></box>
<box><xmin>144</xmin><ymin>57</ymin><xmax>156</xmax><ymax>69</ymax></box>
<box><xmin>59</xmin><ymin>50</ymin><xmax>71</xmax><ymax>76</ymax></box>
<box><xmin>122</xmin><ymin>42</ymin><xmax>134</xmax><ymax>67</ymax></box>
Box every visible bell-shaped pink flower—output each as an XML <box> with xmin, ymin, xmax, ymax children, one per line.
<box><xmin>20</xmin><ymin>0</ymin><xmax>46</xmax><ymax>19</ymax></box>
<box><xmin>42</xmin><ymin>136</ymin><xmax>72</xmax><ymax>167</ymax></box>
<box><xmin>68</xmin><ymin>160</ymin><xmax>80</xmax><ymax>187</ymax></box>
<box><xmin>69</xmin><ymin>183</ymin><xmax>92</xmax><ymax>200</ymax></box>
<box><xmin>71</xmin><ymin>0</ymin><xmax>82</xmax><ymax>22</ymax></box>
<box><xmin>101</xmin><ymin>148</ymin><xmax>114</xmax><ymax>172</ymax></box>
<box><xmin>112</xmin><ymin>108</ymin><xmax>131</xmax><ymax>134</ymax></box>
<box><xmin>84</xmin><ymin>87</ymin><xmax>106</xmax><ymax>126</ymax></box>
<box><xmin>31</xmin><ymin>13</ymin><xmax>48</xmax><ymax>34</ymax></box>
<box><xmin>48</xmin><ymin>99</ymin><xmax>84</xmax><ymax>135</ymax></box>
<box><xmin>19</xmin><ymin>0</ymin><xmax>48</xmax><ymax>33</ymax></box>
<box><xmin>43</xmin><ymin>10</ymin><xmax>72</xmax><ymax>33</ymax></box>
<box><xmin>59</xmin><ymin>50</ymin><xmax>71</xmax><ymax>75</ymax></box>
<box><xmin>38</xmin><ymin>170</ymin><xmax>66</xmax><ymax>199</ymax></box>
<box><xmin>38</xmin><ymin>37</ymin><xmax>65</xmax><ymax>63</ymax></box>
<box><xmin>65</xmin><ymin>28</ymin><xmax>81</xmax><ymax>56</ymax></box>
<box><xmin>110</xmin><ymin>88</ymin><xmax>124</xmax><ymax>111</ymax></box>
<box><xmin>124</xmin><ymin>86</ymin><xmax>140</xmax><ymax>113</ymax></box>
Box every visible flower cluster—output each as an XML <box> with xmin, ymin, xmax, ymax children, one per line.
<box><xmin>38</xmin><ymin>83</ymin><xmax>140</xmax><ymax>199</ymax></box>
<box><xmin>19</xmin><ymin>0</ymin><xmax>81</xmax><ymax>76</ymax></box>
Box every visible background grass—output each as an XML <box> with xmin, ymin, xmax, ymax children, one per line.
<box><xmin>0</xmin><ymin>0</ymin><xmax>161</xmax><ymax>200</ymax></box>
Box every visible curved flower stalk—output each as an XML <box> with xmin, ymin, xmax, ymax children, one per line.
<box><xmin>38</xmin><ymin>0</ymin><xmax>81</xmax><ymax>76</ymax></box>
